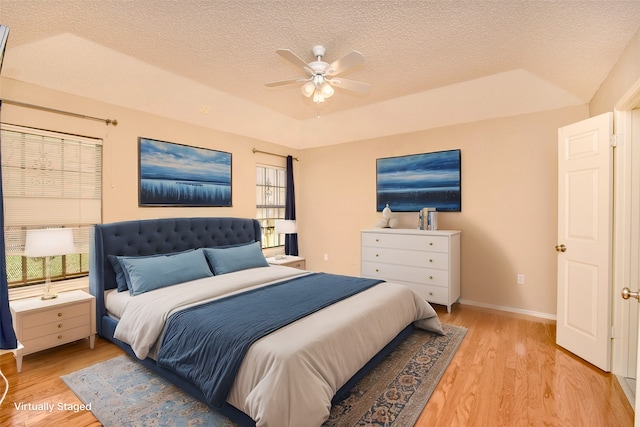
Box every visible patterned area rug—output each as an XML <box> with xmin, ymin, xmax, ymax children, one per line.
<box><xmin>61</xmin><ymin>324</ymin><xmax>466</xmax><ymax>427</ymax></box>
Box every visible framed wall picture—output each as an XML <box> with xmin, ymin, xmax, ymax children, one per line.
<box><xmin>376</xmin><ymin>149</ymin><xmax>461</xmax><ymax>212</ymax></box>
<box><xmin>138</xmin><ymin>137</ymin><xmax>232</xmax><ymax>207</ymax></box>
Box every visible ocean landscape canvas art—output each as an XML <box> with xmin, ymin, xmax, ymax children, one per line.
<box><xmin>376</xmin><ymin>149</ymin><xmax>461</xmax><ymax>212</ymax></box>
<box><xmin>138</xmin><ymin>138</ymin><xmax>232</xmax><ymax>206</ymax></box>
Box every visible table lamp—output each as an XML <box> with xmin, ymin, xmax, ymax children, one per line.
<box><xmin>274</xmin><ymin>220</ymin><xmax>297</xmax><ymax>258</ymax></box>
<box><xmin>24</xmin><ymin>228</ymin><xmax>75</xmax><ymax>300</ymax></box>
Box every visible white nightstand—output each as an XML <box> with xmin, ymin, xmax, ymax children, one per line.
<box><xmin>267</xmin><ymin>255</ymin><xmax>306</xmax><ymax>270</ymax></box>
<box><xmin>10</xmin><ymin>290</ymin><xmax>96</xmax><ymax>373</ymax></box>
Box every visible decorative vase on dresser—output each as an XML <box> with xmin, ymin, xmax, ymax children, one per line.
<box><xmin>361</xmin><ymin>228</ymin><xmax>461</xmax><ymax>312</ymax></box>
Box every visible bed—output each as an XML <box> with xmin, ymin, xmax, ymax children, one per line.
<box><xmin>89</xmin><ymin>217</ymin><xmax>444</xmax><ymax>426</ymax></box>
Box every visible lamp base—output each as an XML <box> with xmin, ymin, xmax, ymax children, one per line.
<box><xmin>41</xmin><ymin>291</ymin><xmax>58</xmax><ymax>300</ymax></box>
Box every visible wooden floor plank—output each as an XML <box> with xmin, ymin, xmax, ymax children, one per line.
<box><xmin>0</xmin><ymin>304</ymin><xmax>634</xmax><ymax>426</ymax></box>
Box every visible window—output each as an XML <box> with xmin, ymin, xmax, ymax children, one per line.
<box><xmin>1</xmin><ymin>124</ymin><xmax>102</xmax><ymax>288</ymax></box>
<box><xmin>256</xmin><ymin>165</ymin><xmax>286</xmax><ymax>248</ymax></box>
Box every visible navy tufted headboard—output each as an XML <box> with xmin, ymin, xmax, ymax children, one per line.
<box><xmin>89</xmin><ymin>217</ymin><xmax>262</xmax><ymax>335</ymax></box>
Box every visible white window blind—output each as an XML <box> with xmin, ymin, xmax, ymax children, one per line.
<box><xmin>1</xmin><ymin>124</ymin><xmax>102</xmax><ymax>286</ymax></box>
<box><xmin>256</xmin><ymin>164</ymin><xmax>286</xmax><ymax>248</ymax></box>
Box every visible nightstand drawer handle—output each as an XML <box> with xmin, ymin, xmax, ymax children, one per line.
<box><xmin>58</xmin><ymin>324</ymin><xmax>62</xmax><ymax>328</ymax></box>
<box><xmin>58</xmin><ymin>312</ymin><xmax>63</xmax><ymax>317</ymax></box>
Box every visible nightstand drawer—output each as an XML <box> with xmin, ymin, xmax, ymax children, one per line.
<box><xmin>22</xmin><ymin>313</ymin><xmax>91</xmax><ymax>341</ymax></box>
<box><xmin>22</xmin><ymin>301</ymin><xmax>91</xmax><ymax>329</ymax></box>
<box><xmin>22</xmin><ymin>325</ymin><xmax>92</xmax><ymax>354</ymax></box>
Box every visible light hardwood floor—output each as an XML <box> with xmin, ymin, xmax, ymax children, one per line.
<box><xmin>0</xmin><ymin>304</ymin><xmax>634</xmax><ymax>426</ymax></box>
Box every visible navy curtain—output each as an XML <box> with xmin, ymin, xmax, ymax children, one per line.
<box><xmin>0</xmin><ymin>100</ymin><xmax>18</xmax><ymax>350</ymax></box>
<box><xmin>284</xmin><ymin>155</ymin><xmax>298</xmax><ymax>256</ymax></box>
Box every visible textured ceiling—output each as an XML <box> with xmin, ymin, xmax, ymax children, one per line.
<box><xmin>1</xmin><ymin>1</ymin><xmax>639</xmax><ymax>148</ymax></box>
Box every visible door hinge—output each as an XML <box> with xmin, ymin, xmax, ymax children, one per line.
<box><xmin>610</xmin><ymin>134</ymin><xmax>618</xmax><ymax>147</ymax></box>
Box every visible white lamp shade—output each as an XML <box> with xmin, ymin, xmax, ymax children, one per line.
<box><xmin>301</xmin><ymin>81</ymin><xmax>316</xmax><ymax>97</ymax></box>
<box><xmin>275</xmin><ymin>220</ymin><xmax>297</xmax><ymax>234</ymax></box>
<box><xmin>24</xmin><ymin>228</ymin><xmax>75</xmax><ymax>257</ymax></box>
<box><xmin>320</xmin><ymin>82</ymin><xmax>334</xmax><ymax>98</ymax></box>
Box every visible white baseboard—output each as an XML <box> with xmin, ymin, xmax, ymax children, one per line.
<box><xmin>458</xmin><ymin>299</ymin><xmax>557</xmax><ymax>321</ymax></box>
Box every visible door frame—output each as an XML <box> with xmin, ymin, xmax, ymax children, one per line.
<box><xmin>611</xmin><ymin>78</ymin><xmax>640</xmax><ymax>378</ymax></box>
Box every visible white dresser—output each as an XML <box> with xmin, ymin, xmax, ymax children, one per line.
<box><xmin>361</xmin><ymin>228</ymin><xmax>461</xmax><ymax>312</ymax></box>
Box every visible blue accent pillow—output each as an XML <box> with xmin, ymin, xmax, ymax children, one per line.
<box><xmin>203</xmin><ymin>241</ymin><xmax>269</xmax><ymax>275</ymax></box>
<box><xmin>109</xmin><ymin>249</ymin><xmax>196</xmax><ymax>292</ymax></box>
<box><xmin>108</xmin><ymin>254</ymin><xmax>130</xmax><ymax>292</ymax></box>
<box><xmin>120</xmin><ymin>248</ymin><xmax>213</xmax><ymax>296</ymax></box>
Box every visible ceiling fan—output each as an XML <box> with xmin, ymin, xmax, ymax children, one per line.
<box><xmin>265</xmin><ymin>45</ymin><xmax>371</xmax><ymax>104</ymax></box>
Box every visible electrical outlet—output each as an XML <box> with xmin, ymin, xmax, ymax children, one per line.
<box><xmin>517</xmin><ymin>274</ymin><xmax>525</xmax><ymax>285</ymax></box>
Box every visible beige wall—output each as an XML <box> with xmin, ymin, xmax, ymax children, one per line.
<box><xmin>0</xmin><ymin>78</ymin><xmax>300</xmax><ymax>228</ymax></box>
<box><xmin>298</xmin><ymin>106</ymin><xmax>588</xmax><ymax>315</ymax></box>
<box><xmin>590</xmin><ymin>28</ymin><xmax>640</xmax><ymax>114</ymax></box>
<box><xmin>0</xmin><ymin>77</ymin><xmax>590</xmax><ymax>317</ymax></box>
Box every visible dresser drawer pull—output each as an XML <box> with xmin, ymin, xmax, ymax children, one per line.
<box><xmin>429</xmin><ymin>259</ymin><xmax>433</xmax><ymax>263</ymax></box>
<box><xmin>428</xmin><ymin>275</ymin><xmax>433</xmax><ymax>280</ymax></box>
<box><xmin>57</xmin><ymin>335</ymin><xmax>62</xmax><ymax>339</ymax></box>
<box><xmin>376</xmin><ymin>238</ymin><xmax>379</xmax><ymax>242</ymax></box>
<box><xmin>58</xmin><ymin>312</ymin><xmax>63</xmax><ymax>317</ymax></box>
<box><xmin>429</xmin><ymin>242</ymin><xmax>433</xmax><ymax>246</ymax></box>
<box><xmin>58</xmin><ymin>324</ymin><xmax>63</xmax><ymax>328</ymax></box>
<box><xmin>376</xmin><ymin>253</ymin><xmax>379</xmax><ymax>257</ymax></box>
<box><xmin>375</xmin><ymin>268</ymin><xmax>379</xmax><ymax>272</ymax></box>
<box><xmin>429</xmin><ymin>292</ymin><xmax>434</xmax><ymax>296</ymax></box>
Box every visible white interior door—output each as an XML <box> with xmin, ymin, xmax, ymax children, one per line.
<box><xmin>556</xmin><ymin>112</ymin><xmax>613</xmax><ymax>372</ymax></box>
<box><xmin>627</xmin><ymin>109</ymin><xmax>640</xmax><ymax>381</ymax></box>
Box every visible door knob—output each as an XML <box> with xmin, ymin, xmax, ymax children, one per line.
<box><xmin>622</xmin><ymin>287</ymin><xmax>640</xmax><ymax>301</ymax></box>
<box><xmin>555</xmin><ymin>244</ymin><xmax>567</xmax><ymax>252</ymax></box>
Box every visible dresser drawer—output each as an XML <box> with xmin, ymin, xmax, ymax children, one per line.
<box><xmin>21</xmin><ymin>314</ymin><xmax>91</xmax><ymax>341</ymax></box>
<box><xmin>362</xmin><ymin>233</ymin><xmax>449</xmax><ymax>253</ymax></box>
<box><xmin>362</xmin><ymin>246</ymin><xmax>449</xmax><ymax>269</ymax></box>
<box><xmin>362</xmin><ymin>261</ymin><xmax>449</xmax><ymax>286</ymax></box>
<box><xmin>401</xmin><ymin>282</ymin><xmax>449</xmax><ymax>305</ymax></box>
<box><xmin>22</xmin><ymin>301</ymin><xmax>91</xmax><ymax>329</ymax></box>
<box><xmin>22</xmin><ymin>325</ymin><xmax>92</xmax><ymax>354</ymax></box>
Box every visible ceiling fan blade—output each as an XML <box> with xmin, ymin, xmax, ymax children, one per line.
<box><xmin>265</xmin><ymin>77</ymin><xmax>308</xmax><ymax>87</ymax></box>
<box><xmin>276</xmin><ymin>49</ymin><xmax>311</xmax><ymax>73</ymax></box>
<box><xmin>329</xmin><ymin>77</ymin><xmax>371</xmax><ymax>94</ymax></box>
<box><xmin>326</xmin><ymin>50</ymin><xmax>365</xmax><ymax>76</ymax></box>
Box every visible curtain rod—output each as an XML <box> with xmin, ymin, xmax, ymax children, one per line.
<box><xmin>1</xmin><ymin>99</ymin><xmax>118</xmax><ymax>126</ymax></box>
<box><xmin>252</xmin><ymin>148</ymin><xmax>298</xmax><ymax>161</ymax></box>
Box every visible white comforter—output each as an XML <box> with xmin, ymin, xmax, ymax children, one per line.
<box><xmin>112</xmin><ymin>266</ymin><xmax>443</xmax><ymax>427</ymax></box>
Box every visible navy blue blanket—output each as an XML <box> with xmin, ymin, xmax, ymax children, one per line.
<box><xmin>157</xmin><ymin>272</ymin><xmax>383</xmax><ymax>408</ymax></box>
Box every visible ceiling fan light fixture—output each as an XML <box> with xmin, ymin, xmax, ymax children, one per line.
<box><xmin>301</xmin><ymin>81</ymin><xmax>316</xmax><ymax>97</ymax></box>
<box><xmin>266</xmin><ymin>45</ymin><xmax>369</xmax><ymax>105</ymax></box>
<box><xmin>320</xmin><ymin>82</ymin><xmax>334</xmax><ymax>98</ymax></box>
